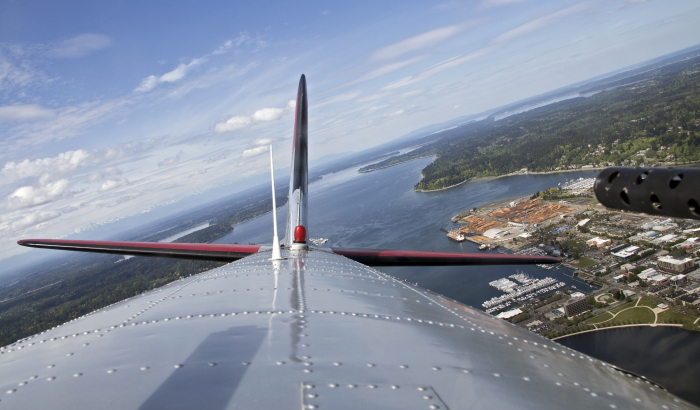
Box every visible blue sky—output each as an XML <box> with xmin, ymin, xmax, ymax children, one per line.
<box><xmin>0</xmin><ymin>0</ymin><xmax>699</xmax><ymax>260</ymax></box>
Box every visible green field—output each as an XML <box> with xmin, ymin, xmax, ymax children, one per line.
<box><xmin>636</xmin><ymin>297</ymin><xmax>659</xmax><ymax>308</ymax></box>
<box><xmin>608</xmin><ymin>301</ymin><xmax>635</xmax><ymax>314</ymax></box>
<box><xmin>611</xmin><ymin>308</ymin><xmax>655</xmax><ymax>325</ymax></box>
<box><xmin>586</xmin><ymin>312</ymin><xmax>613</xmax><ymax>324</ymax></box>
<box><xmin>658</xmin><ymin>310</ymin><xmax>697</xmax><ymax>326</ymax></box>
<box><xmin>575</xmin><ymin>257</ymin><xmax>598</xmax><ymax>268</ymax></box>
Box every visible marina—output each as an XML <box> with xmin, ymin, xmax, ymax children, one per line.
<box><xmin>483</xmin><ymin>271</ymin><xmax>565</xmax><ymax>314</ymax></box>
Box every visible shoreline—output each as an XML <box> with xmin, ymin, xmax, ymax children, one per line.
<box><xmin>415</xmin><ymin>178</ymin><xmax>470</xmax><ymax>192</ymax></box>
<box><xmin>358</xmin><ymin>155</ymin><xmax>433</xmax><ymax>174</ymax></box>
<box><xmin>415</xmin><ymin>167</ymin><xmax>604</xmax><ymax>193</ymax></box>
<box><xmin>414</xmin><ymin>160</ymin><xmax>700</xmax><ymax>193</ymax></box>
<box><xmin>551</xmin><ymin>323</ymin><xmax>689</xmax><ymax>341</ymax></box>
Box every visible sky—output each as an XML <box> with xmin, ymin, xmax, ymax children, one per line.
<box><xmin>0</xmin><ymin>0</ymin><xmax>699</xmax><ymax>262</ymax></box>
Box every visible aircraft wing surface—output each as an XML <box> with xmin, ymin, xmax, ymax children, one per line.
<box><xmin>0</xmin><ymin>249</ymin><xmax>691</xmax><ymax>409</ymax></box>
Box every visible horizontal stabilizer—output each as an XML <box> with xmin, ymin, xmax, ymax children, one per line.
<box><xmin>18</xmin><ymin>239</ymin><xmax>261</xmax><ymax>263</ymax></box>
<box><xmin>330</xmin><ymin>247</ymin><xmax>560</xmax><ymax>266</ymax></box>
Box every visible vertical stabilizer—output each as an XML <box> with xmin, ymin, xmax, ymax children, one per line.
<box><xmin>285</xmin><ymin>75</ymin><xmax>309</xmax><ymax>246</ymax></box>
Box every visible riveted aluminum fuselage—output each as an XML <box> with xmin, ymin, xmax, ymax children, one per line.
<box><xmin>0</xmin><ymin>249</ymin><xmax>693</xmax><ymax>409</ymax></box>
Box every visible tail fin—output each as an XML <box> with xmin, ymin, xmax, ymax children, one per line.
<box><xmin>285</xmin><ymin>74</ymin><xmax>309</xmax><ymax>246</ymax></box>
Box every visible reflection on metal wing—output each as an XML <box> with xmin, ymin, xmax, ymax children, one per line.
<box><xmin>18</xmin><ymin>239</ymin><xmax>262</xmax><ymax>262</ymax></box>
<box><xmin>330</xmin><ymin>247</ymin><xmax>560</xmax><ymax>266</ymax></box>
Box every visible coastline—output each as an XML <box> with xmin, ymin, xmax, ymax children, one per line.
<box><xmin>358</xmin><ymin>154</ymin><xmax>433</xmax><ymax>174</ymax></box>
<box><xmin>551</xmin><ymin>323</ymin><xmax>688</xmax><ymax>341</ymax></box>
<box><xmin>415</xmin><ymin>178</ymin><xmax>471</xmax><ymax>192</ymax></box>
<box><xmin>414</xmin><ymin>160</ymin><xmax>700</xmax><ymax>193</ymax></box>
<box><xmin>415</xmin><ymin>167</ymin><xmax>604</xmax><ymax>193</ymax></box>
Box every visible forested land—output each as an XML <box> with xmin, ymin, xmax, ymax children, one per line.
<box><xmin>367</xmin><ymin>57</ymin><xmax>700</xmax><ymax>191</ymax></box>
<box><xmin>0</xmin><ymin>193</ymin><xmax>286</xmax><ymax>346</ymax></box>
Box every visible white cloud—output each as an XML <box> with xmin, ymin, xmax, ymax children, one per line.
<box><xmin>0</xmin><ymin>98</ymin><xmax>133</xmax><ymax>150</ymax></box>
<box><xmin>158</xmin><ymin>151</ymin><xmax>183</xmax><ymax>167</ymax></box>
<box><xmin>1</xmin><ymin>149</ymin><xmax>90</xmax><ymax>183</ymax></box>
<box><xmin>371</xmin><ymin>23</ymin><xmax>470</xmax><ymax>61</ymax></box>
<box><xmin>0</xmin><ymin>48</ymin><xmax>40</xmax><ymax>91</ymax></box>
<box><xmin>382</xmin><ymin>46</ymin><xmax>496</xmax><ymax>90</ymax></box>
<box><xmin>379</xmin><ymin>3</ymin><xmax>585</xmax><ymax>91</ymax></box>
<box><xmin>49</xmin><ymin>34</ymin><xmax>111</xmax><ymax>58</ymax></box>
<box><xmin>313</xmin><ymin>91</ymin><xmax>362</xmax><ymax>109</ymax></box>
<box><xmin>491</xmin><ymin>2</ymin><xmax>588</xmax><ymax>44</ymax></box>
<box><xmin>356</xmin><ymin>92</ymin><xmax>390</xmax><ymax>103</ymax></box>
<box><xmin>252</xmin><ymin>137</ymin><xmax>273</xmax><ymax>146</ymax></box>
<box><xmin>386</xmin><ymin>109</ymin><xmax>405</xmax><ymax>118</ymax></box>
<box><xmin>7</xmin><ymin>178</ymin><xmax>69</xmax><ymax>209</ymax></box>
<box><xmin>99</xmin><ymin>179</ymin><xmax>125</xmax><ymax>192</ymax></box>
<box><xmin>215</xmin><ymin>100</ymin><xmax>295</xmax><ymax>133</ymax></box>
<box><xmin>0</xmin><ymin>104</ymin><xmax>55</xmax><ymax>121</ymax></box>
<box><xmin>135</xmin><ymin>58</ymin><xmax>207</xmax><ymax>92</ymax></box>
<box><xmin>213</xmin><ymin>40</ymin><xmax>234</xmax><ymax>55</ymax></box>
<box><xmin>342</xmin><ymin>58</ymin><xmax>426</xmax><ymax>88</ymax></box>
<box><xmin>241</xmin><ymin>146</ymin><xmax>269</xmax><ymax>159</ymax></box>
<box><xmin>10</xmin><ymin>210</ymin><xmax>60</xmax><ymax>230</ymax></box>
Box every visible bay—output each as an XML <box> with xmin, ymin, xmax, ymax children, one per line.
<box><xmin>558</xmin><ymin>327</ymin><xmax>700</xmax><ymax>405</ymax></box>
<box><xmin>216</xmin><ymin>156</ymin><xmax>598</xmax><ymax>307</ymax></box>
<box><xmin>215</xmin><ymin>155</ymin><xmax>700</xmax><ymax>405</ymax></box>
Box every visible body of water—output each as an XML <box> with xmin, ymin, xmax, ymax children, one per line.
<box><xmin>559</xmin><ymin>326</ymin><xmax>700</xmax><ymax>404</ymax></box>
<box><xmin>217</xmin><ymin>156</ymin><xmax>596</xmax><ymax>308</ymax></box>
<box><xmin>214</xmin><ymin>155</ymin><xmax>699</xmax><ymax>404</ymax></box>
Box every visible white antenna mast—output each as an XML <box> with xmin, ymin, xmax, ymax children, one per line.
<box><xmin>269</xmin><ymin>145</ymin><xmax>283</xmax><ymax>260</ymax></box>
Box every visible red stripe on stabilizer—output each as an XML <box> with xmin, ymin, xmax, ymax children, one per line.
<box><xmin>330</xmin><ymin>247</ymin><xmax>560</xmax><ymax>267</ymax></box>
<box><xmin>18</xmin><ymin>239</ymin><xmax>261</xmax><ymax>263</ymax></box>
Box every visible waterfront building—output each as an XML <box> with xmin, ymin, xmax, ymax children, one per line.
<box><xmin>496</xmin><ymin>308</ymin><xmax>523</xmax><ymax>320</ymax></box>
<box><xmin>564</xmin><ymin>297</ymin><xmax>589</xmax><ymax>318</ymax></box>
<box><xmin>657</xmin><ymin>256</ymin><xmax>696</xmax><ymax>274</ymax></box>
<box><xmin>670</xmin><ymin>274</ymin><xmax>688</xmax><ymax>286</ymax></box>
